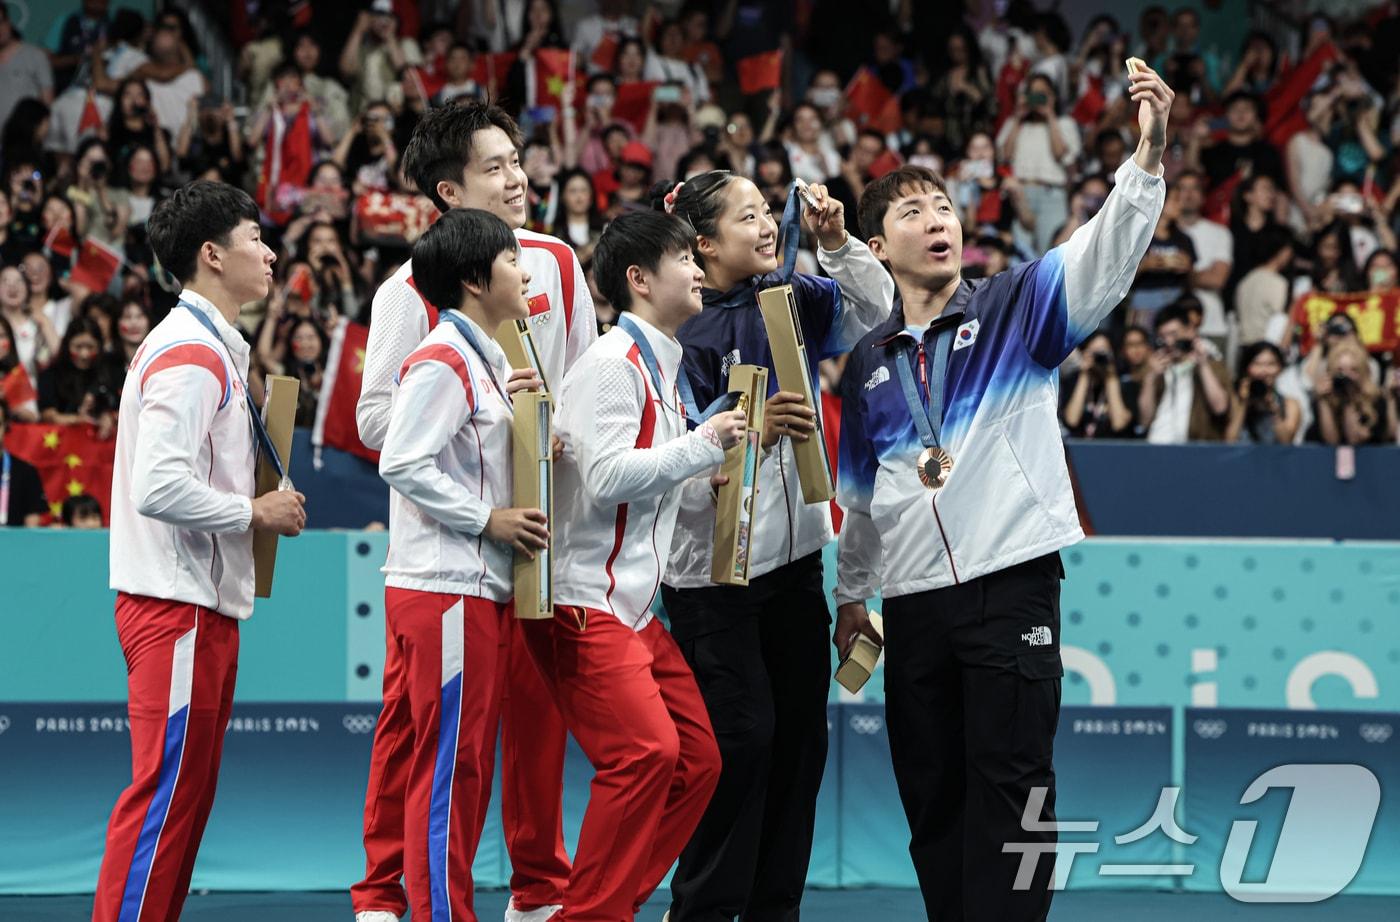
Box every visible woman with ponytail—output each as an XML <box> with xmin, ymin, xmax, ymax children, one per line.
<box><xmin>654</xmin><ymin>170</ymin><xmax>894</xmax><ymax>921</ymax></box>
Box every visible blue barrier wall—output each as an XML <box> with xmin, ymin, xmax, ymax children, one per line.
<box><xmin>1</xmin><ymin>531</ymin><xmax>1396</xmax><ymax>896</ymax></box>
<box><xmin>290</xmin><ymin>435</ymin><xmax>1400</xmax><ymax>539</ymax></box>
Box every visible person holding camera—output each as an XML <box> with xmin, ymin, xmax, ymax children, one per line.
<box><xmin>67</xmin><ymin>138</ymin><xmax>122</xmax><ymax>246</ymax></box>
<box><xmin>1310</xmin><ymin>338</ymin><xmax>1397</xmax><ymax>445</ymax></box>
<box><xmin>1226</xmin><ymin>342</ymin><xmax>1301</xmax><ymax>444</ymax></box>
<box><xmin>105</xmin><ymin>77</ymin><xmax>173</xmax><ymax>179</ymax></box>
<box><xmin>339</xmin><ymin>0</ymin><xmax>423</xmax><ymax>112</ymax></box>
<box><xmin>1139</xmin><ymin>302</ymin><xmax>1232</xmax><ymax>443</ymax></box>
<box><xmin>1061</xmin><ymin>331</ymin><xmax>1140</xmax><ymax>438</ymax></box>
<box><xmin>333</xmin><ymin>100</ymin><xmax>401</xmax><ymax>196</ymax></box>
<box><xmin>996</xmin><ymin>72</ymin><xmax>1081</xmax><ymax>254</ymax></box>
<box><xmin>36</xmin><ymin>316</ymin><xmax>122</xmax><ymax>439</ymax></box>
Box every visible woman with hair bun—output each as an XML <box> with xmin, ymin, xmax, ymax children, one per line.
<box><xmin>652</xmin><ymin>169</ymin><xmax>894</xmax><ymax>921</ymax></box>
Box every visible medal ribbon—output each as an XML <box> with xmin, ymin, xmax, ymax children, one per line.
<box><xmin>893</xmin><ymin>325</ymin><xmax>954</xmax><ymax>450</ymax></box>
<box><xmin>180</xmin><ymin>302</ymin><xmax>289</xmax><ymax>484</ymax></box>
<box><xmin>619</xmin><ymin>313</ymin><xmax>734</xmax><ymax>426</ymax></box>
<box><xmin>437</xmin><ymin>309</ymin><xmax>512</xmax><ymax>415</ymax></box>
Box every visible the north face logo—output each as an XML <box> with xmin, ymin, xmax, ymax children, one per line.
<box><xmin>1021</xmin><ymin>625</ymin><xmax>1052</xmax><ymax>647</ymax></box>
<box><xmin>720</xmin><ymin>349</ymin><xmax>741</xmax><ymax>377</ymax></box>
<box><xmin>865</xmin><ymin>366</ymin><xmax>890</xmax><ymax>391</ymax></box>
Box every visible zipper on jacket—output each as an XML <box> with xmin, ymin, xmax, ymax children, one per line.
<box><xmin>931</xmin><ymin>496</ymin><xmax>960</xmax><ymax>584</ymax></box>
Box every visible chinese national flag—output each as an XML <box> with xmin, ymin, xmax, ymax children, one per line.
<box><xmin>867</xmin><ymin>148</ymin><xmax>903</xmax><ymax>180</ymax></box>
<box><xmin>612</xmin><ymin>81</ymin><xmax>658</xmax><ymax>133</ymax></box>
<box><xmin>312</xmin><ymin>318</ymin><xmax>379</xmax><ymax>464</ymax></box>
<box><xmin>737</xmin><ymin>49</ymin><xmax>783</xmax><ymax>95</ymax></box>
<box><xmin>43</xmin><ymin>224</ymin><xmax>75</xmax><ymax>260</ymax></box>
<box><xmin>845</xmin><ymin>69</ymin><xmax>900</xmax><ymax>134</ymax></box>
<box><xmin>78</xmin><ymin>88</ymin><xmax>103</xmax><ymax>137</ymax></box>
<box><xmin>590</xmin><ymin>32</ymin><xmax>620</xmax><ymax>72</ymax></box>
<box><xmin>256</xmin><ymin>102</ymin><xmax>314</xmax><ymax>225</ymax></box>
<box><xmin>528</xmin><ymin>48</ymin><xmax>575</xmax><ymax>111</ymax></box>
<box><xmin>1071</xmin><ymin>75</ymin><xmax>1106</xmax><ymax>126</ymax></box>
<box><xmin>471</xmin><ymin>51</ymin><xmax>518</xmax><ymax>93</ymax></box>
<box><xmin>2</xmin><ymin>366</ymin><xmax>37</xmax><ymax>417</ymax></box>
<box><xmin>5</xmin><ymin>422</ymin><xmax>116</xmax><ymax>522</ymax></box>
<box><xmin>69</xmin><ymin>237</ymin><xmax>123</xmax><ymax>292</ymax></box>
<box><xmin>1265</xmin><ymin>41</ymin><xmax>1340</xmax><ymax>148</ymax></box>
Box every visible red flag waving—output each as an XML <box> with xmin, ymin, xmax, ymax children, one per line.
<box><xmin>43</xmin><ymin>224</ymin><xmax>75</xmax><ymax>260</ymax></box>
<box><xmin>845</xmin><ymin>69</ymin><xmax>900</xmax><ymax>134</ymax></box>
<box><xmin>312</xmin><ymin>318</ymin><xmax>380</xmax><ymax>464</ymax></box>
<box><xmin>527</xmin><ymin>48</ymin><xmax>576</xmax><ymax>112</ymax></box>
<box><xmin>1265</xmin><ymin>40</ymin><xmax>1340</xmax><ymax>149</ymax></box>
<box><xmin>737</xmin><ymin>49</ymin><xmax>783</xmax><ymax>95</ymax></box>
<box><xmin>5</xmin><ymin>422</ymin><xmax>117</xmax><ymax>522</ymax></box>
<box><xmin>471</xmin><ymin>51</ymin><xmax>518</xmax><ymax>95</ymax></box>
<box><xmin>590</xmin><ymin>32</ymin><xmax>620</xmax><ymax>72</ymax></box>
<box><xmin>612</xmin><ymin>81</ymin><xmax>658</xmax><ymax>133</ymax></box>
<box><xmin>69</xmin><ymin>237</ymin><xmax>123</xmax><ymax>292</ymax></box>
<box><xmin>2</xmin><ymin>366</ymin><xmax>38</xmax><ymax>418</ymax></box>
<box><xmin>78</xmin><ymin>88</ymin><xmax>104</xmax><ymax>137</ymax></box>
<box><xmin>256</xmin><ymin>103</ymin><xmax>315</xmax><ymax>225</ymax></box>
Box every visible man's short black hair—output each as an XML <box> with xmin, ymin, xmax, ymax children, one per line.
<box><xmin>1153</xmin><ymin>304</ymin><xmax>1192</xmax><ymax>331</ymax></box>
<box><xmin>1223</xmin><ymin>90</ymin><xmax>1267</xmax><ymax>125</ymax></box>
<box><xmin>410</xmin><ymin>208</ymin><xmax>518</xmax><ymax>313</ymax></box>
<box><xmin>593</xmin><ymin>211</ymin><xmax>696</xmax><ymax>312</ymax></box>
<box><xmin>857</xmin><ymin>165</ymin><xmax>951</xmax><ymax>242</ymax></box>
<box><xmin>148</xmin><ymin>180</ymin><xmax>260</xmax><ymax>284</ymax></box>
<box><xmin>401</xmin><ymin>100</ymin><xmax>524</xmax><ymax>213</ymax></box>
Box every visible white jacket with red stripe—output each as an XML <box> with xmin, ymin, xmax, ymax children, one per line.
<box><xmin>357</xmin><ymin>227</ymin><xmax>596</xmax><ymax>451</ymax></box>
<box><xmin>379</xmin><ymin>310</ymin><xmax>516</xmax><ymax>602</ymax></box>
<box><xmin>553</xmin><ymin>316</ymin><xmax>725</xmax><ymax>630</ymax></box>
<box><xmin>109</xmin><ymin>289</ymin><xmax>257</xmax><ymax>620</ymax></box>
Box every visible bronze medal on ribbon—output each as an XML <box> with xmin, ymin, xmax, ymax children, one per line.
<box><xmin>917</xmin><ymin>446</ymin><xmax>953</xmax><ymax>490</ymax></box>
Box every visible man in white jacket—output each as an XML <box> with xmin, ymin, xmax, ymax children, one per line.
<box><xmin>353</xmin><ymin>101</ymin><xmax>593</xmax><ymax>922</ymax></box>
<box><xmin>527</xmin><ymin>212</ymin><xmax>746</xmax><ymax>921</ymax></box>
<box><xmin>95</xmin><ymin>181</ymin><xmax>305</xmax><ymax>922</ymax></box>
<box><xmin>833</xmin><ymin>64</ymin><xmax>1175</xmax><ymax>920</ymax></box>
<box><xmin>376</xmin><ymin>208</ymin><xmax>550</xmax><ymax>922</ymax></box>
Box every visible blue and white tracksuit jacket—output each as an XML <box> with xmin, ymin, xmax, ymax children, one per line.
<box><xmin>835</xmin><ymin>158</ymin><xmax>1166</xmax><ymax>604</ymax></box>
<box><xmin>666</xmin><ymin>236</ymin><xmax>895</xmax><ymax>588</ymax></box>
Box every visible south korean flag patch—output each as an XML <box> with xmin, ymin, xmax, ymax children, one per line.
<box><xmin>953</xmin><ymin>318</ymin><xmax>979</xmax><ymax>351</ymax></box>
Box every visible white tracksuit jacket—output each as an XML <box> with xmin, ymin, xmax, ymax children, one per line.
<box><xmin>357</xmin><ymin>227</ymin><xmax>597</xmax><ymax>451</ymax></box>
<box><xmin>553</xmin><ymin>316</ymin><xmax>725</xmax><ymax>630</ymax></box>
<box><xmin>110</xmin><ymin>289</ymin><xmax>257</xmax><ymax>620</ymax></box>
<box><xmin>835</xmin><ymin>158</ymin><xmax>1166</xmax><ymax>603</ymax></box>
<box><xmin>378</xmin><ymin>311</ymin><xmax>516</xmax><ymax>602</ymax></box>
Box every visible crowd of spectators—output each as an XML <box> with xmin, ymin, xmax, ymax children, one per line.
<box><xmin>3</xmin><ymin>0</ymin><xmax>1400</xmax><ymax>527</ymax></box>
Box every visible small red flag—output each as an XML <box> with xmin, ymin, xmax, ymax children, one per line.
<box><xmin>286</xmin><ymin>262</ymin><xmax>315</xmax><ymax>303</ymax></box>
<box><xmin>43</xmin><ymin>224</ymin><xmax>75</xmax><ymax>259</ymax></box>
<box><xmin>845</xmin><ymin>69</ymin><xmax>900</xmax><ymax>134</ymax></box>
<box><xmin>313</xmin><ymin>319</ymin><xmax>380</xmax><ymax>464</ymax></box>
<box><xmin>737</xmin><ymin>49</ymin><xmax>783</xmax><ymax>95</ymax></box>
<box><xmin>69</xmin><ymin>237</ymin><xmax>123</xmax><ymax>293</ymax></box>
<box><xmin>528</xmin><ymin>48</ymin><xmax>576</xmax><ymax>111</ymax></box>
<box><xmin>590</xmin><ymin>33</ymin><xmax>620</xmax><ymax>72</ymax></box>
<box><xmin>866</xmin><ymin>148</ymin><xmax>903</xmax><ymax>180</ymax></box>
<box><xmin>471</xmin><ymin>51</ymin><xmax>518</xmax><ymax>94</ymax></box>
<box><xmin>2</xmin><ymin>366</ymin><xmax>38</xmax><ymax>417</ymax></box>
<box><xmin>78</xmin><ymin>89</ymin><xmax>103</xmax><ymax>137</ymax></box>
<box><xmin>1264</xmin><ymin>40</ymin><xmax>1341</xmax><ymax>149</ymax></box>
<box><xmin>612</xmin><ymin>81</ymin><xmax>658</xmax><ymax>133</ymax></box>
